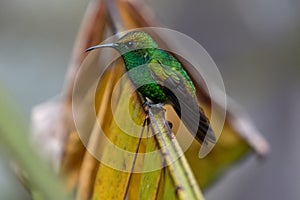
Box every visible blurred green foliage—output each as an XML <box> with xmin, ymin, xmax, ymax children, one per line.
<box><xmin>0</xmin><ymin>85</ymin><xmax>70</xmax><ymax>200</ymax></box>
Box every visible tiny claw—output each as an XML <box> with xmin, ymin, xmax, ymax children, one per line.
<box><xmin>142</xmin><ymin>101</ymin><xmax>166</xmax><ymax>113</ymax></box>
<box><xmin>142</xmin><ymin>101</ymin><xmax>151</xmax><ymax>108</ymax></box>
<box><xmin>142</xmin><ymin>101</ymin><xmax>151</xmax><ymax>113</ymax></box>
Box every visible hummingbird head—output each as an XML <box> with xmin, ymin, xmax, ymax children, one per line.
<box><xmin>115</xmin><ymin>31</ymin><xmax>158</xmax><ymax>54</ymax></box>
<box><xmin>85</xmin><ymin>31</ymin><xmax>158</xmax><ymax>55</ymax></box>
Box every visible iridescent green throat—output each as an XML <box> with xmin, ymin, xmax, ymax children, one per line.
<box><xmin>121</xmin><ymin>48</ymin><xmax>168</xmax><ymax>103</ymax></box>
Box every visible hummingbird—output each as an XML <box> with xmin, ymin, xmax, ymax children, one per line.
<box><xmin>86</xmin><ymin>31</ymin><xmax>216</xmax><ymax>144</ymax></box>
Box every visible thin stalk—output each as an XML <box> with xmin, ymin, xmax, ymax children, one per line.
<box><xmin>146</xmin><ymin>106</ymin><xmax>204</xmax><ymax>200</ymax></box>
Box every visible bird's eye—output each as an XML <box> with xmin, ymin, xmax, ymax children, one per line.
<box><xmin>125</xmin><ymin>41</ymin><xmax>134</xmax><ymax>48</ymax></box>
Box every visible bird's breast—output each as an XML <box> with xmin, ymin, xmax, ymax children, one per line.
<box><xmin>126</xmin><ymin>64</ymin><xmax>167</xmax><ymax>103</ymax></box>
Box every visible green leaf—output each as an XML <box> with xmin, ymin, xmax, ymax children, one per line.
<box><xmin>0</xmin><ymin>85</ymin><xmax>70</xmax><ymax>200</ymax></box>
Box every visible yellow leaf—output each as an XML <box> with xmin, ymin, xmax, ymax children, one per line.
<box><xmin>92</xmin><ymin>67</ymin><xmax>146</xmax><ymax>199</ymax></box>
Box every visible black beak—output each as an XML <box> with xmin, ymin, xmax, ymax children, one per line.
<box><xmin>85</xmin><ymin>43</ymin><xmax>119</xmax><ymax>52</ymax></box>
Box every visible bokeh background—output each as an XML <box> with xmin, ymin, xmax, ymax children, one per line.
<box><xmin>0</xmin><ymin>0</ymin><xmax>299</xmax><ymax>199</ymax></box>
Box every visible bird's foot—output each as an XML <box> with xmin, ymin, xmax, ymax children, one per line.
<box><xmin>142</xmin><ymin>101</ymin><xmax>165</xmax><ymax>111</ymax></box>
<box><xmin>142</xmin><ymin>101</ymin><xmax>174</xmax><ymax>135</ymax></box>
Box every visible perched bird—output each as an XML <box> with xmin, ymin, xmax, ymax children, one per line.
<box><xmin>86</xmin><ymin>31</ymin><xmax>216</xmax><ymax>144</ymax></box>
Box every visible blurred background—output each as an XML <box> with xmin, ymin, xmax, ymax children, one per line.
<box><xmin>0</xmin><ymin>0</ymin><xmax>299</xmax><ymax>199</ymax></box>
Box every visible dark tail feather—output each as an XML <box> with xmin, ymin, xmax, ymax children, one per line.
<box><xmin>173</xmin><ymin>101</ymin><xmax>216</xmax><ymax>144</ymax></box>
<box><xmin>164</xmin><ymin>87</ymin><xmax>216</xmax><ymax>144</ymax></box>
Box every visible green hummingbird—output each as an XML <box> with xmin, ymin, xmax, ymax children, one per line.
<box><xmin>86</xmin><ymin>31</ymin><xmax>216</xmax><ymax>144</ymax></box>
